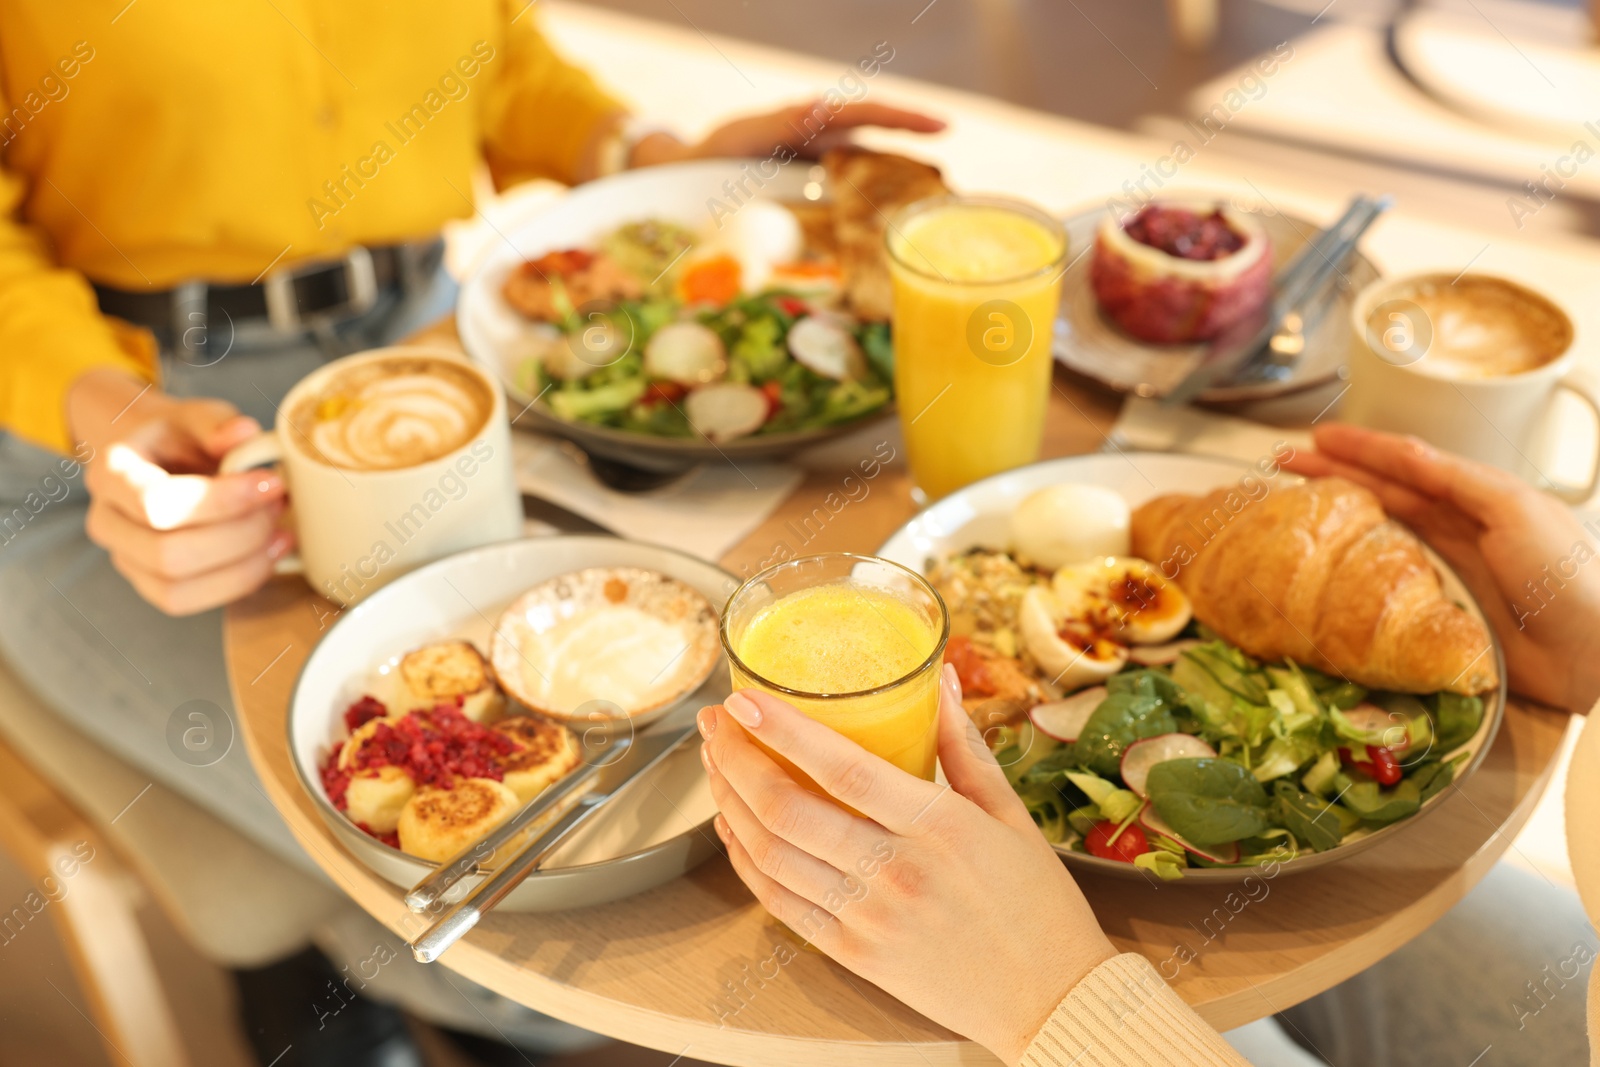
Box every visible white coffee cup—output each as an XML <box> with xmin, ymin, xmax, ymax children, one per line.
<box><xmin>1343</xmin><ymin>272</ymin><xmax>1600</xmax><ymax>504</ymax></box>
<box><xmin>220</xmin><ymin>347</ymin><xmax>522</xmax><ymax>605</ymax></box>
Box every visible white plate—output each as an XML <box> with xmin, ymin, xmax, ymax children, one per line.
<box><xmin>456</xmin><ymin>160</ymin><xmax>891</xmax><ymax>473</ymax></box>
<box><xmin>877</xmin><ymin>452</ymin><xmax>1505</xmax><ymax>882</ymax></box>
<box><xmin>288</xmin><ymin>536</ymin><xmax>737</xmax><ymax>911</ymax></box>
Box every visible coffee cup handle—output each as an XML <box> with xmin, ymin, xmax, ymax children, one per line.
<box><xmin>218</xmin><ymin>434</ymin><xmax>304</xmax><ymax>576</ymax></box>
<box><xmin>1552</xmin><ymin>372</ymin><xmax>1600</xmax><ymax>506</ymax></box>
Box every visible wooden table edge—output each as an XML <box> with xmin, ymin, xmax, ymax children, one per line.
<box><xmin>227</xmin><ymin>591</ymin><xmax>1566</xmax><ymax>1065</ymax></box>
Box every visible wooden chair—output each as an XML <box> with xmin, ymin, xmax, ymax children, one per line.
<box><xmin>0</xmin><ymin>736</ymin><xmax>192</xmax><ymax>1067</ymax></box>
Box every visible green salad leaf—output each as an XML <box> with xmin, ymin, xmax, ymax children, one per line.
<box><xmin>1145</xmin><ymin>757</ymin><xmax>1272</xmax><ymax>846</ymax></box>
<box><xmin>1069</xmin><ymin>671</ymin><xmax>1181</xmax><ymax>778</ymax></box>
<box><xmin>1271</xmin><ymin>780</ymin><xmax>1357</xmax><ymax>852</ymax></box>
<box><xmin>1432</xmin><ymin>693</ymin><xmax>1484</xmax><ymax>753</ymax></box>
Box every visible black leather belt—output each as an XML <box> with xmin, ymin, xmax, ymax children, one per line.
<box><xmin>93</xmin><ymin>240</ymin><xmax>444</xmax><ymax>348</ymax></box>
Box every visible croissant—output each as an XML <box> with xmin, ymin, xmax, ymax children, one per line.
<box><xmin>1130</xmin><ymin>477</ymin><xmax>1498</xmax><ymax>695</ymax></box>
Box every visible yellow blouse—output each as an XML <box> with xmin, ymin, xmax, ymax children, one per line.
<box><xmin>0</xmin><ymin>0</ymin><xmax>622</xmax><ymax>452</ymax></box>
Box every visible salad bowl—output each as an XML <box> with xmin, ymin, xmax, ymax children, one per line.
<box><xmin>877</xmin><ymin>451</ymin><xmax>1506</xmax><ymax>883</ymax></box>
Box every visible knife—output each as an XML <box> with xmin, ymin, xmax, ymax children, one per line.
<box><xmin>521</xmin><ymin>492</ymin><xmax>617</xmax><ymax>537</ymax></box>
<box><xmin>408</xmin><ymin>720</ymin><xmax>701</xmax><ymax>963</ymax></box>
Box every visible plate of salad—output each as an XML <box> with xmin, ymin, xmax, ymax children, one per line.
<box><xmin>877</xmin><ymin>452</ymin><xmax>1505</xmax><ymax>882</ymax></box>
<box><xmin>457</xmin><ymin>160</ymin><xmax>895</xmax><ymax>474</ymax></box>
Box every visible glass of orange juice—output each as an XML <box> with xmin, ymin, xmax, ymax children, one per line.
<box><xmin>720</xmin><ymin>553</ymin><xmax>950</xmax><ymax>785</ymax></box>
<box><xmin>887</xmin><ymin>194</ymin><xmax>1069</xmax><ymax>502</ymax></box>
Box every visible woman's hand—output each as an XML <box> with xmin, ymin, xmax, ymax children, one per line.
<box><xmin>1284</xmin><ymin>423</ymin><xmax>1600</xmax><ymax>713</ymax></box>
<box><xmin>67</xmin><ymin>368</ymin><xmax>292</xmax><ymax>616</ymax></box>
<box><xmin>630</xmin><ymin>100</ymin><xmax>945</xmax><ymax>168</ymax></box>
<box><xmin>698</xmin><ymin>666</ymin><xmax>1115</xmax><ymax>1066</ymax></box>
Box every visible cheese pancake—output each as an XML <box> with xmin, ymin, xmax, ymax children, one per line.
<box><xmin>493</xmin><ymin>715</ymin><xmax>582</xmax><ymax>803</ymax></box>
<box><xmin>399</xmin><ymin>640</ymin><xmax>504</xmax><ymax>723</ymax></box>
<box><xmin>397</xmin><ymin>778</ymin><xmax>519</xmax><ymax>863</ymax></box>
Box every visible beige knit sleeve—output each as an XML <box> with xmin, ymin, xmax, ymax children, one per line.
<box><xmin>1020</xmin><ymin>954</ymin><xmax>1249</xmax><ymax>1067</ymax></box>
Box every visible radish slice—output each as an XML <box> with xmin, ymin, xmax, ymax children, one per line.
<box><xmin>1339</xmin><ymin>703</ymin><xmax>1411</xmax><ymax>751</ymax></box>
<box><xmin>684</xmin><ymin>383</ymin><xmax>768</xmax><ymax>442</ymax></box>
<box><xmin>1028</xmin><ymin>687</ymin><xmax>1106</xmax><ymax>743</ymax></box>
<box><xmin>787</xmin><ymin>315</ymin><xmax>866</xmax><ymax>381</ymax></box>
<box><xmin>1127</xmin><ymin>638</ymin><xmax>1204</xmax><ymax>666</ymax></box>
<box><xmin>644</xmin><ymin>321</ymin><xmax>728</xmax><ymax>384</ymax></box>
<box><xmin>1140</xmin><ymin>807</ymin><xmax>1240</xmax><ymax>865</ymax></box>
<box><xmin>1120</xmin><ymin>733</ymin><xmax>1218</xmax><ymax>796</ymax></box>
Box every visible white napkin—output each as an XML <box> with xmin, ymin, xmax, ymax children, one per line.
<box><xmin>1109</xmin><ymin>396</ymin><xmax>1314</xmax><ymax>464</ymax></box>
<box><xmin>511</xmin><ymin>431</ymin><xmax>802</xmax><ymax>561</ymax></box>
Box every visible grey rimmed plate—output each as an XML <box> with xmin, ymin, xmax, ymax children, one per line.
<box><xmin>876</xmin><ymin>452</ymin><xmax>1505</xmax><ymax>883</ymax></box>
<box><xmin>1052</xmin><ymin>196</ymin><xmax>1381</xmax><ymax>404</ymax></box>
<box><xmin>288</xmin><ymin>536</ymin><xmax>737</xmax><ymax>910</ymax></box>
<box><xmin>456</xmin><ymin>160</ymin><xmax>892</xmax><ymax>474</ymax></box>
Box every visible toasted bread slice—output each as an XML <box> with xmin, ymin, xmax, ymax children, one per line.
<box><xmin>824</xmin><ymin>147</ymin><xmax>948</xmax><ymax>321</ymax></box>
<box><xmin>401</xmin><ymin>640</ymin><xmax>503</xmax><ymax>723</ymax></box>
<box><xmin>782</xmin><ymin>198</ymin><xmax>839</xmax><ymax>260</ymax></box>
<box><xmin>493</xmin><ymin>716</ymin><xmax>583</xmax><ymax>803</ymax></box>
<box><xmin>397</xmin><ymin>778</ymin><xmax>520</xmax><ymax>863</ymax></box>
<box><xmin>344</xmin><ymin>766</ymin><xmax>415</xmax><ymax>835</ymax></box>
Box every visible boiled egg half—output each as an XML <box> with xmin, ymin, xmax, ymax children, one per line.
<box><xmin>1018</xmin><ymin>585</ymin><xmax>1129</xmax><ymax>692</ymax></box>
<box><xmin>1050</xmin><ymin>557</ymin><xmax>1193</xmax><ymax>645</ymax></box>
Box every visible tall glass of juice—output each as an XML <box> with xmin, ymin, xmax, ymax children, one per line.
<box><xmin>887</xmin><ymin>194</ymin><xmax>1069</xmax><ymax>502</ymax></box>
<box><xmin>720</xmin><ymin>554</ymin><xmax>950</xmax><ymax>784</ymax></box>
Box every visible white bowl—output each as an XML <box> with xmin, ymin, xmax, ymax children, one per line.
<box><xmin>489</xmin><ymin>566</ymin><xmax>721</xmax><ymax>727</ymax></box>
<box><xmin>288</xmin><ymin>536</ymin><xmax>737</xmax><ymax>910</ymax></box>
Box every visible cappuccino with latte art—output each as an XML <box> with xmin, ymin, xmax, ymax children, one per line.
<box><xmin>289</xmin><ymin>356</ymin><xmax>493</xmax><ymax>471</ymax></box>
<box><xmin>220</xmin><ymin>348</ymin><xmax>521</xmax><ymax>605</ymax></box>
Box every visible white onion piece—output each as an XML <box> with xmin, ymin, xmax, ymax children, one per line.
<box><xmin>684</xmin><ymin>383</ymin><xmax>769</xmax><ymax>442</ymax></box>
<box><xmin>1339</xmin><ymin>702</ymin><xmax>1411</xmax><ymax>751</ymax></box>
<box><xmin>1028</xmin><ymin>687</ymin><xmax>1106</xmax><ymax>743</ymax></box>
<box><xmin>644</xmin><ymin>321</ymin><xmax>728</xmax><ymax>384</ymax></box>
<box><xmin>787</xmin><ymin>315</ymin><xmax>866</xmax><ymax>381</ymax></box>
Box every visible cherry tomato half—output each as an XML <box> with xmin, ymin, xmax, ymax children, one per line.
<box><xmin>1085</xmin><ymin>820</ymin><xmax>1151</xmax><ymax>863</ymax></box>
<box><xmin>1339</xmin><ymin>744</ymin><xmax>1403</xmax><ymax>787</ymax></box>
<box><xmin>642</xmin><ymin>381</ymin><xmax>688</xmax><ymax>406</ymax></box>
<box><xmin>759</xmin><ymin>380</ymin><xmax>784</xmax><ymax>418</ymax></box>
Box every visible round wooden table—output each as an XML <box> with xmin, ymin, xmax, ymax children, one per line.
<box><xmin>224</xmin><ymin>325</ymin><xmax>1570</xmax><ymax>1066</ymax></box>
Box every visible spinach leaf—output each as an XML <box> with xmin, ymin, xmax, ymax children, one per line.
<box><xmin>1145</xmin><ymin>757</ymin><xmax>1272</xmax><ymax>846</ymax></box>
<box><xmin>1432</xmin><ymin>693</ymin><xmax>1484</xmax><ymax>753</ymax></box>
<box><xmin>1069</xmin><ymin>672</ymin><xmax>1180</xmax><ymax>778</ymax></box>
<box><xmin>1017</xmin><ymin>744</ymin><xmax>1085</xmax><ymax>790</ymax></box>
<box><xmin>1271</xmin><ymin>780</ymin><xmax>1356</xmax><ymax>852</ymax></box>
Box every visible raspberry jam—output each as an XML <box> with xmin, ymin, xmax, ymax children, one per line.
<box><xmin>1124</xmin><ymin>205</ymin><xmax>1245</xmax><ymax>261</ymax></box>
<box><xmin>320</xmin><ymin>697</ymin><xmax>518</xmax><ymax>836</ymax></box>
